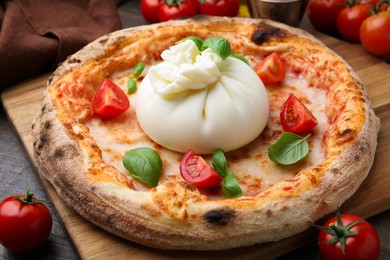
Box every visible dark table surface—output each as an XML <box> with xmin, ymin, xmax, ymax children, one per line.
<box><xmin>1</xmin><ymin>1</ymin><xmax>390</xmax><ymax>259</ymax></box>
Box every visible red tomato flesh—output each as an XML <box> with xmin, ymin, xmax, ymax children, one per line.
<box><xmin>93</xmin><ymin>79</ymin><xmax>130</xmax><ymax>118</ymax></box>
<box><xmin>199</xmin><ymin>0</ymin><xmax>240</xmax><ymax>17</ymax></box>
<box><xmin>253</xmin><ymin>52</ymin><xmax>286</xmax><ymax>85</ymax></box>
<box><xmin>280</xmin><ymin>94</ymin><xmax>318</xmax><ymax>134</ymax></box>
<box><xmin>0</xmin><ymin>195</ymin><xmax>52</xmax><ymax>253</ymax></box>
<box><xmin>180</xmin><ymin>149</ymin><xmax>223</xmax><ymax>189</ymax></box>
<box><xmin>337</xmin><ymin>4</ymin><xmax>371</xmax><ymax>43</ymax></box>
<box><xmin>141</xmin><ymin>0</ymin><xmax>161</xmax><ymax>24</ymax></box>
<box><xmin>158</xmin><ymin>0</ymin><xmax>198</xmax><ymax>22</ymax></box>
<box><xmin>307</xmin><ymin>0</ymin><xmax>346</xmax><ymax>35</ymax></box>
<box><xmin>360</xmin><ymin>11</ymin><xmax>390</xmax><ymax>56</ymax></box>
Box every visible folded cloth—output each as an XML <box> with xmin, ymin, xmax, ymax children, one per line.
<box><xmin>0</xmin><ymin>0</ymin><xmax>123</xmax><ymax>89</ymax></box>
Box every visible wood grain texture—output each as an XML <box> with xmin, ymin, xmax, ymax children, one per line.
<box><xmin>2</xmin><ymin>26</ymin><xmax>390</xmax><ymax>259</ymax></box>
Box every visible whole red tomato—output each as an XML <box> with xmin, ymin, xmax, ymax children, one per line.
<box><xmin>159</xmin><ymin>0</ymin><xmax>198</xmax><ymax>22</ymax></box>
<box><xmin>360</xmin><ymin>11</ymin><xmax>390</xmax><ymax>56</ymax></box>
<box><xmin>141</xmin><ymin>0</ymin><xmax>161</xmax><ymax>24</ymax></box>
<box><xmin>316</xmin><ymin>209</ymin><xmax>380</xmax><ymax>260</ymax></box>
<box><xmin>337</xmin><ymin>4</ymin><xmax>371</xmax><ymax>43</ymax></box>
<box><xmin>307</xmin><ymin>0</ymin><xmax>346</xmax><ymax>35</ymax></box>
<box><xmin>0</xmin><ymin>189</ymin><xmax>52</xmax><ymax>253</ymax></box>
<box><xmin>198</xmin><ymin>0</ymin><xmax>239</xmax><ymax>17</ymax></box>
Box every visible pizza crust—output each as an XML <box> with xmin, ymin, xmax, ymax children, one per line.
<box><xmin>32</xmin><ymin>16</ymin><xmax>380</xmax><ymax>250</ymax></box>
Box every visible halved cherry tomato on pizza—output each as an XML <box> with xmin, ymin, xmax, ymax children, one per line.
<box><xmin>336</xmin><ymin>3</ymin><xmax>371</xmax><ymax>43</ymax></box>
<box><xmin>280</xmin><ymin>94</ymin><xmax>318</xmax><ymax>134</ymax></box>
<box><xmin>316</xmin><ymin>209</ymin><xmax>380</xmax><ymax>260</ymax></box>
<box><xmin>198</xmin><ymin>0</ymin><xmax>240</xmax><ymax>17</ymax></box>
<box><xmin>180</xmin><ymin>149</ymin><xmax>223</xmax><ymax>189</ymax></box>
<box><xmin>93</xmin><ymin>79</ymin><xmax>130</xmax><ymax>118</ymax></box>
<box><xmin>360</xmin><ymin>8</ymin><xmax>390</xmax><ymax>56</ymax></box>
<box><xmin>253</xmin><ymin>52</ymin><xmax>286</xmax><ymax>85</ymax></box>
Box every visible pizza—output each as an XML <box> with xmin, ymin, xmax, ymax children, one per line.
<box><xmin>32</xmin><ymin>16</ymin><xmax>380</xmax><ymax>250</ymax></box>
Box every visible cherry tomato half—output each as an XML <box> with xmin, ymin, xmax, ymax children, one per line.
<box><xmin>93</xmin><ymin>79</ymin><xmax>130</xmax><ymax>118</ymax></box>
<box><xmin>159</xmin><ymin>0</ymin><xmax>198</xmax><ymax>22</ymax></box>
<box><xmin>199</xmin><ymin>0</ymin><xmax>240</xmax><ymax>17</ymax></box>
<box><xmin>360</xmin><ymin>11</ymin><xmax>390</xmax><ymax>56</ymax></box>
<box><xmin>337</xmin><ymin>4</ymin><xmax>371</xmax><ymax>43</ymax></box>
<box><xmin>0</xmin><ymin>191</ymin><xmax>52</xmax><ymax>253</ymax></box>
<box><xmin>318</xmin><ymin>212</ymin><xmax>380</xmax><ymax>260</ymax></box>
<box><xmin>307</xmin><ymin>0</ymin><xmax>346</xmax><ymax>35</ymax></box>
<box><xmin>280</xmin><ymin>94</ymin><xmax>318</xmax><ymax>134</ymax></box>
<box><xmin>180</xmin><ymin>149</ymin><xmax>223</xmax><ymax>189</ymax></box>
<box><xmin>253</xmin><ymin>52</ymin><xmax>286</xmax><ymax>85</ymax></box>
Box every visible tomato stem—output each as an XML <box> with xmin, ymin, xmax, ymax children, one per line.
<box><xmin>329</xmin><ymin>223</ymin><xmax>345</xmax><ymax>237</ymax></box>
<box><xmin>164</xmin><ymin>0</ymin><xmax>184</xmax><ymax>6</ymax></box>
<box><xmin>15</xmin><ymin>186</ymin><xmax>48</xmax><ymax>205</ymax></box>
<box><xmin>313</xmin><ymin>207</ymin><xmax>365</xmax><ymax>255</ymax></box>
<box><xmin>373</xmin><ymin>0</ymin><xmax>390</xmax><ymax>13</ymax></box>
<box><xmin>26</xmin><ymin>189</ymin><xmax>34</xmax><ymax>203</ymax></box>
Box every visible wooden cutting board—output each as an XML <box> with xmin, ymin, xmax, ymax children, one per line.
<box><xmin>2</xmin><ymin>29</ymin><xmax>390</xmax><ymax>259</ymax></box>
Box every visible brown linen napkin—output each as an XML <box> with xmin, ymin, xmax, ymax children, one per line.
<box><xmin>0</xmin><ymin>0</ymin><xmax>123</xmax><ymax>89</ymax></box>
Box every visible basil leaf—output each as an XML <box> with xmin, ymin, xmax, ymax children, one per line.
<box><xmin>133</xmin><ymin>62</ymin><xmax>145</xmax><ymax>78</ymax></box>
<box><xmin>127</xmin><ymin>78</ymin><xmax>137</xmax><ymax>94</ymax></box>
<box><xmin>212</xmin><ymin>149</ymin><xmax>227</xmax><ymax>178</ymax></box>
<box><xmin>222</xmin><ymin>172</ymin><xmax>242</xmax><ymax>198</ymax></box>
<box><xmin>123</xmin><ymin>147</ymin><xmax>162</xmax><ymax>187</ymax></box>
<box><xmin>177</xmin><ymin>36</ymin><xmax>204</xmax><ymax>50</ymax></box>
<box><xmin>202</xmin><ymin>37</ymin><xmax>231</xmax><ymax>60</ymax></box>
<box><xmin>230</xmin><ymin>52</ymin><xmax>250</xmax><ymax>66</ymax></box>
<box><xmin>268</xmin><ymin>133</ymin><xmax>310</xmax><ymax>165</ymax></box>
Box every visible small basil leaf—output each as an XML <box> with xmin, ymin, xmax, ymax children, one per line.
<box><xmin>176</xmin><ymin>36</ymin><xmax>204</xmax><ymax>50</ymax></box>
<box><xmin>202</xmin><ymin>37</ymin><xmax>231</xmax><ymax>60</ymax></box>
<box><xmin>123</xmin><ymin>147</ymin><xmax>162</xmax><ymax>187</ymax></box>
<box><xmin>212</xmin><ymin>149</ymin><xmax>228</xmax><ymax>178</ymax></box>
<box><xmin>127</xmin><ymin>78</ymin><xmax>137</xmax><ymax>94</ymax></box>
<box><xmin>133</xmin><ymin>62</ymin><xmax>145</xmax><ymax>78</ymax></box>
<box><xmin>268</xmin><ymin>133</ymin><xmax>310</xmax><ymax>165</ymax></box>
<box><xmin>222</xmin><ymin>172</ymin><xmax>242</xmax><ymax>198</ymax></box>
<box><xmin>230</xmin><ymin>52</ymin><xmax>250</xmax><ymax>66</ymax></box>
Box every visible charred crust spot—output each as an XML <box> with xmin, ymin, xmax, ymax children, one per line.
<box><xmin>37</xmin><ymin>143</ymin><xmax>44</xmax><ymax>150</ymax></box>
<box><xmin>48</xmin><ymin>76</ymin><xmax>54</xmax><ymax>85</ymax></box>
<box><xmin>41</xmin><ymin>104</ymin><xmax>47</xmax><ymax>113</ymax></box>
<box><xmin>40</xmin><ymin>134</ymin><xmax>47</xmax><ymax>143</ymax></box>
<box><xmin>338</xmin><ymin>128</ymin><xmax>355</xmax><ymax>144</ymax></box>
<box><xmin>52</xmin><ymin>144</ymin><xmax>79</xmax><ymax>159</ymax></box>
<box><xmin>191</xmin><ymin>14</ymin><xmax>208</xmax><ymax>21</ymax></box>
<box><xmin>53</xmin><ymin>147</ymin><xmax>65</xmax><ymax>158</ymax></box>
<box><xmin>106</xmin><ymin>214</ymin><xmax>114</xmax><ymax>225</ymax></box>
<box><xmin>340</xmin><ymin>128</ymin><xmax>352</xmax><ymax>137</ymax></box>
<box><xmin>265</xmin><ymin>209</ymin><xmax>273</xmax><ymax>218</ymax></box>
<box><xmin>68</xmin><ymin>58</ymin><xmax>81</xmax><ymax>64</ymax></box>
<box><xmin>99</xmin><ymin>38</ymin><xmax>108</xmax><ymax>45</ymax></box>
<box><xmin>252</xmin><ymin>22</ymin><xmax>286</xmax><ymax>45</ymax></box>
<box><xmin>34</xmin><ymin>138</ymin><xmax>44</xmax><ymax>151</ymax></box>
<box><xmin>203</xmin><ymin>208</ymin><xmax>237</xmax><ymax>226</ymax></box>
<box><xmin>44</xmin><ymin>121</ymin><xmax>52</xmax><ymax>130</ymax></box>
